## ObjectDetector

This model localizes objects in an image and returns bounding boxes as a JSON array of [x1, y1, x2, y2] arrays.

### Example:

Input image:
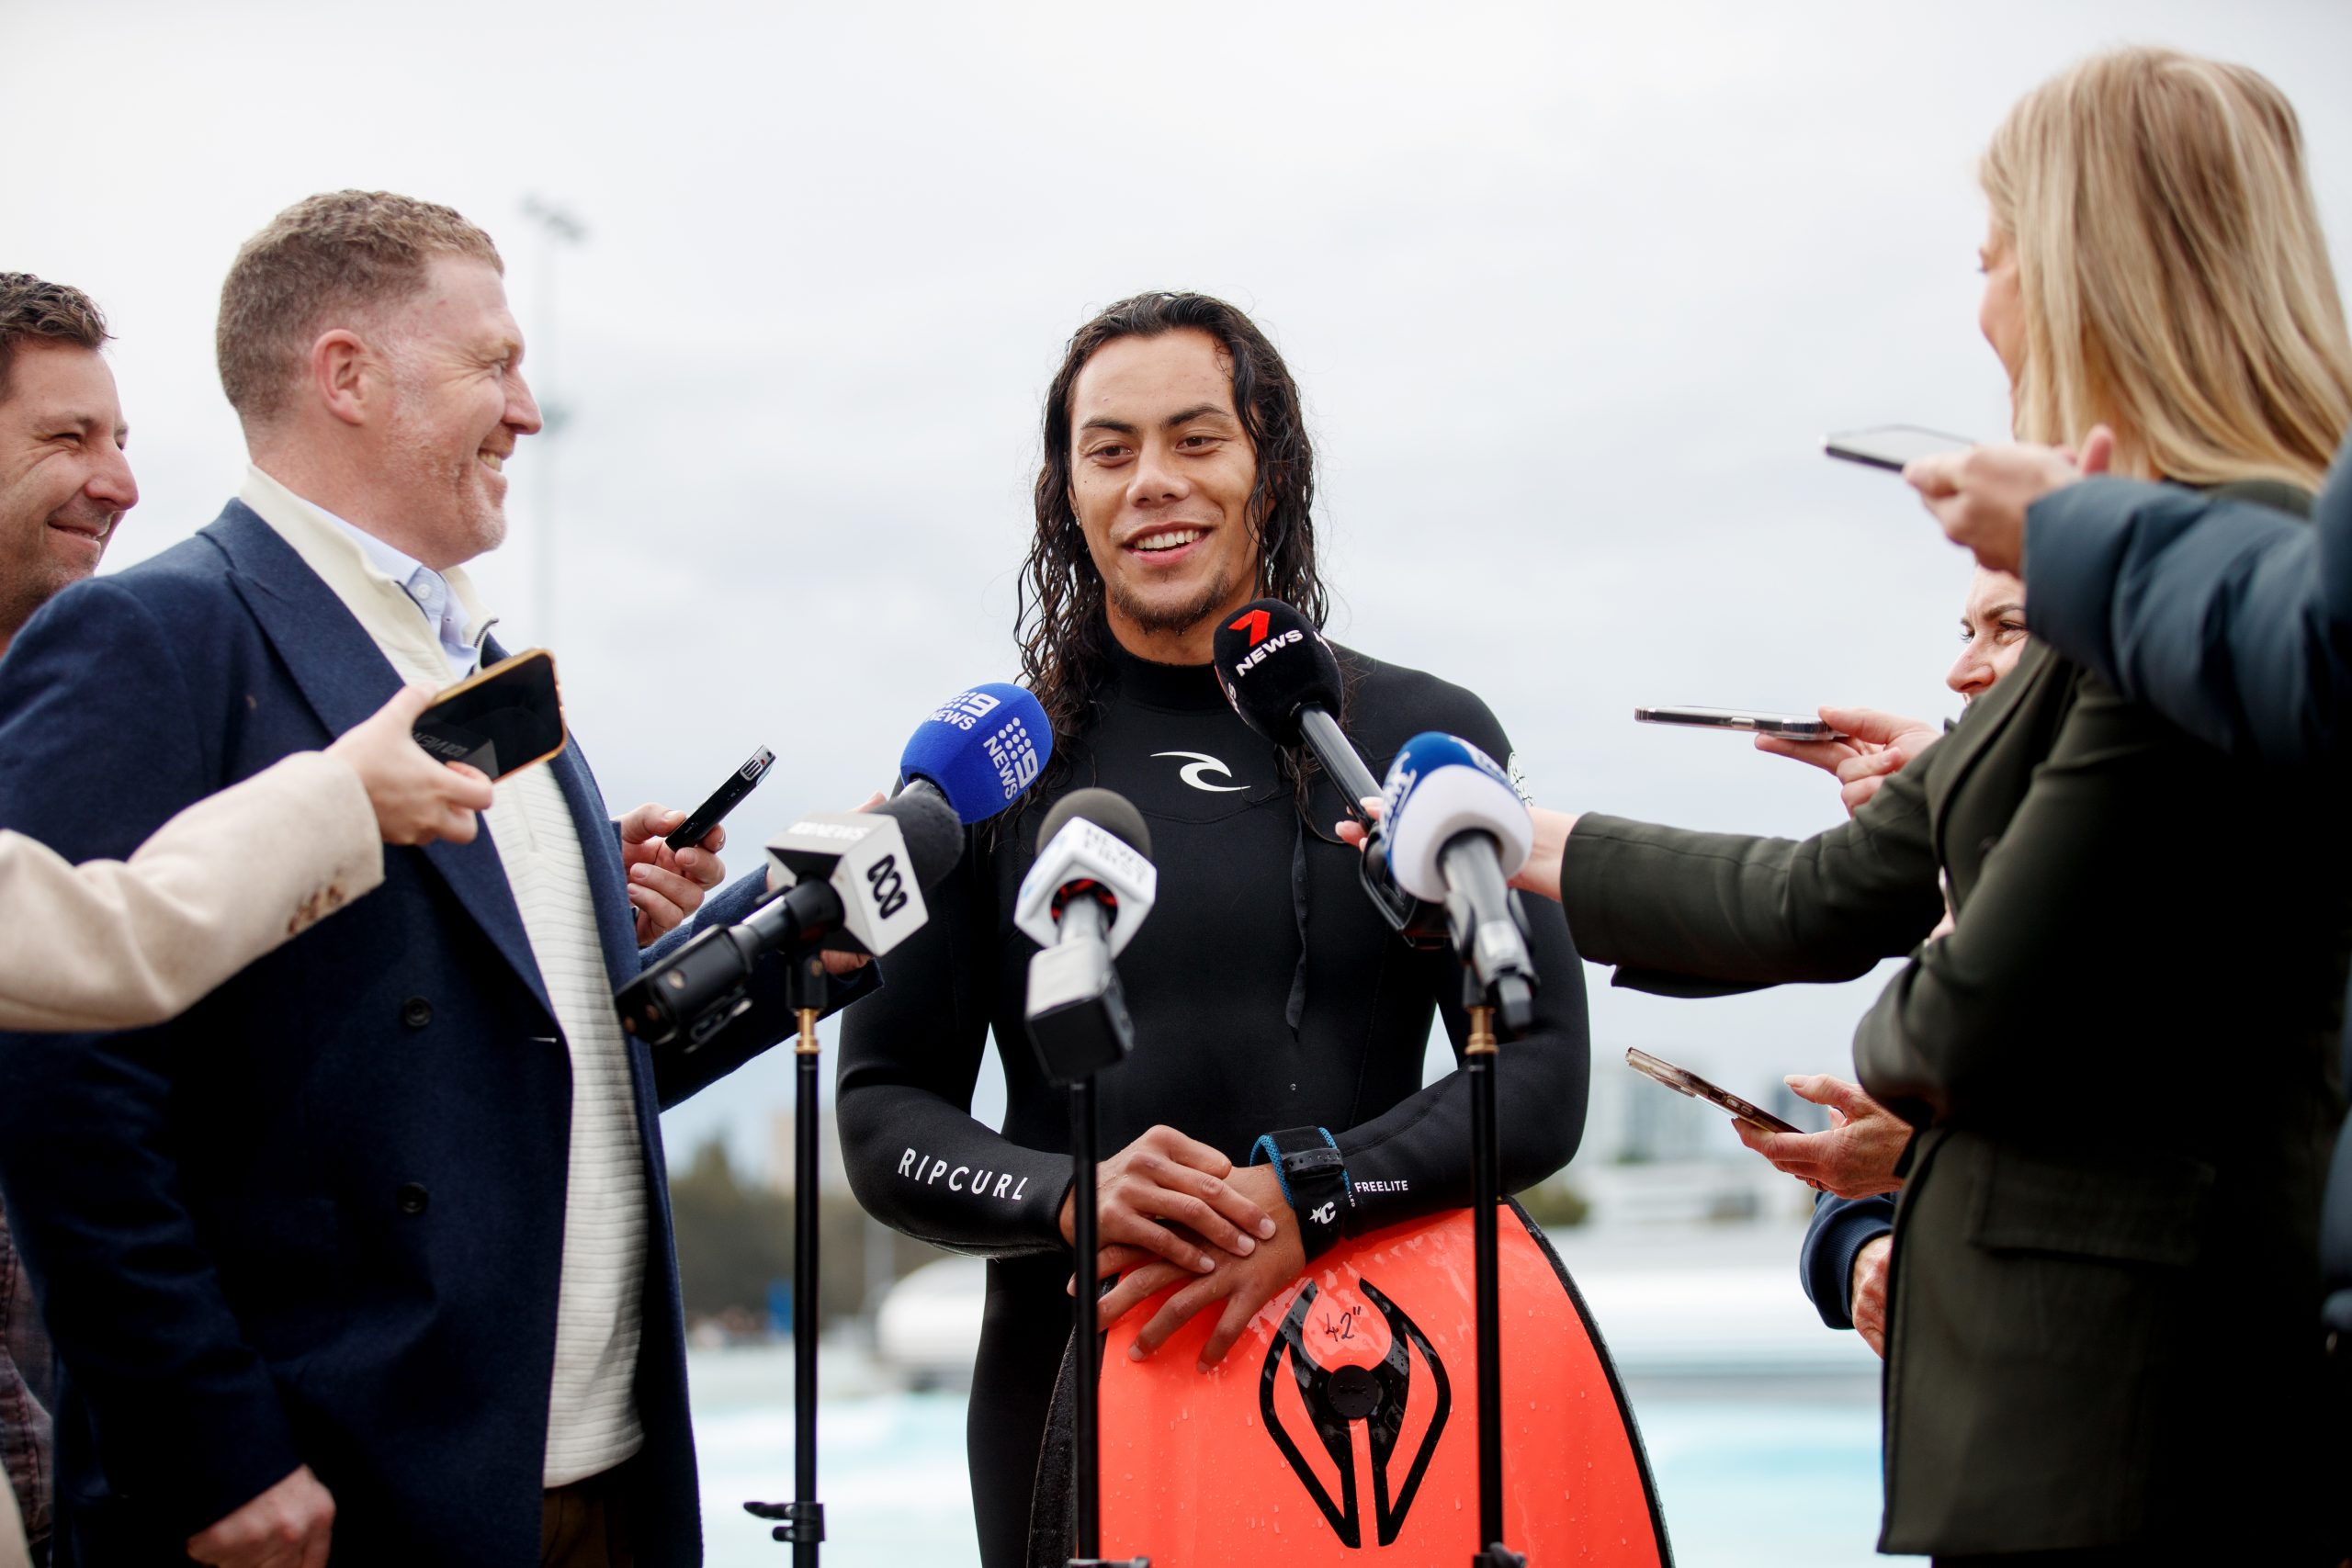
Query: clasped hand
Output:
[[1060, 1125, 1302, 1371]]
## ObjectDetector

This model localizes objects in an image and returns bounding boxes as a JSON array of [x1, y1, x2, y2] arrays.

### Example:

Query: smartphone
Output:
[[1625, 1048, 1801, 1134], [411, 649, 567, 780], [1634, 705, 1846, 741], [1824, 424, 1974, 472], [665, 745, 776, 851]]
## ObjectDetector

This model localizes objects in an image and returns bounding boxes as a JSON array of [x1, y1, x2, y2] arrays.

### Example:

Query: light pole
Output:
[[519, 197, 586, 645]]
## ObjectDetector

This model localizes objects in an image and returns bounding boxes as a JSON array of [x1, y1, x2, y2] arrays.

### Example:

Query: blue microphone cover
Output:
[[899, 682, 1054, 824]]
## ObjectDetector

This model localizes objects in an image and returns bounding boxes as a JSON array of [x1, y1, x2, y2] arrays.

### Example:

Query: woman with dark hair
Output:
[[837, 292, 1590, 1567]]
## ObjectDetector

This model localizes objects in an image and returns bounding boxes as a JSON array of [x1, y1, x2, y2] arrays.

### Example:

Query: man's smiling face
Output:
[[1067, 328, 1262, 661], [0, 340, 136, 646], [373, 254, 541, 570]]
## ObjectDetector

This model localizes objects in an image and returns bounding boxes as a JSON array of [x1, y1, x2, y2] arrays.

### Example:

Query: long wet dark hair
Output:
[[1018, 292, 1331, 805]]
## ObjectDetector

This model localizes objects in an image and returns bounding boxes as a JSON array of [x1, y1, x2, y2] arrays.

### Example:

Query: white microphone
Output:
[[1018, 789, 1158, 1083], [1380, 732, 1540, 1032]]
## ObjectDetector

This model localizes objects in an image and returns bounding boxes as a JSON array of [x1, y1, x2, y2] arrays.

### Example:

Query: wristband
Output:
[[1250, 1126, 1352, 1261]]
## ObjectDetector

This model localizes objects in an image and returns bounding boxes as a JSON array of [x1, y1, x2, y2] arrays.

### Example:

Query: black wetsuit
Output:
[[836, 637, 1590, 1568]]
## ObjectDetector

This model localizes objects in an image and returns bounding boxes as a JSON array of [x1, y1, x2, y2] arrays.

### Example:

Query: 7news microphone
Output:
[[1209, 596, 1433, 939], [615, 682, 1052, 1048]]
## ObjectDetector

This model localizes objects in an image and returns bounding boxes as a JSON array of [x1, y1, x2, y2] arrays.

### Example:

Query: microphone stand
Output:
[[746, 950, 833, 1563], [1464, 994, 1522, 1568], [1026, 894, 1150, 1568], [1434, 838, 1535, 1568]]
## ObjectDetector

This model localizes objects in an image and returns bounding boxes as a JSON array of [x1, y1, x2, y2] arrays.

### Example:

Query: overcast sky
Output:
[[13, 0, 2350, 1178]]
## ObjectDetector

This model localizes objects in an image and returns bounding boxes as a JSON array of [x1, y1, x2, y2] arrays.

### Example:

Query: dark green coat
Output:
[[1564, 592, 2347, 1555]]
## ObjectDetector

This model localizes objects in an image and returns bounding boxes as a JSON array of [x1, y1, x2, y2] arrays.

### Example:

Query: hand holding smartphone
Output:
[[665, 746, 775, 852]]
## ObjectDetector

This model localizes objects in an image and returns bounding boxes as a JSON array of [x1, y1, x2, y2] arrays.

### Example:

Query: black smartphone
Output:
[[666, 746, 775, 851], [1824, 424, 1974, 472], [412, 649, 567, 780], [1634, 705, 1846, 741], [1625, 1048, 1801, 1134]]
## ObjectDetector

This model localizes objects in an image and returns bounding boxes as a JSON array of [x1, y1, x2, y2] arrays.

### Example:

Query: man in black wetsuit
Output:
[[835, 291, 1591, 1567]]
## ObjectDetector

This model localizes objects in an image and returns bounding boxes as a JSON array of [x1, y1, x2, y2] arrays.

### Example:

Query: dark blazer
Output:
[[1561, 486, 2348, 1557], [2029, 450, 2352, 1347], [0, 501, 858, 1567]]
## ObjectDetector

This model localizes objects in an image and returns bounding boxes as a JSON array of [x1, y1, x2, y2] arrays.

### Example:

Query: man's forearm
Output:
[[2027, 476, 2347, 762], [837, 1085, 1072, 1257]]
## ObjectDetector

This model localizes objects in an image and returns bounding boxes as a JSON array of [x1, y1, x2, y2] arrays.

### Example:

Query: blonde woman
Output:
[[1498, 50, 2351, 1566]]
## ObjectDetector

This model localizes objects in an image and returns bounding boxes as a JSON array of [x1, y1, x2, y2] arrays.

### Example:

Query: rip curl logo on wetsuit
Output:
[[897, 1148, 1032, 1202], [1260, 1276, 1451, 1548], [1151, 750, 1250, 793]]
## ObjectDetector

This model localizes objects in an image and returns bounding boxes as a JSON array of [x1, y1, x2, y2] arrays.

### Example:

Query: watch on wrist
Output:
[[1250, 1126, 1354, 1260]]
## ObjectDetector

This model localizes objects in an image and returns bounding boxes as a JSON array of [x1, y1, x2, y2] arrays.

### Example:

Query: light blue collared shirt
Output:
[[317, 511, 489, 679]]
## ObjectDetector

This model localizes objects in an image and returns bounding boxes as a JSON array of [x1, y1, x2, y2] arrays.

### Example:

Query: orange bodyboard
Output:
[[1073, 1201, 1672, 1566]]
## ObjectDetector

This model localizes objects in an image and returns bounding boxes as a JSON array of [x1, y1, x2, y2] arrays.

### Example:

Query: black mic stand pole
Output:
[[747, 950, 833, 1563], [1464, 988, 1522, 1568], [1437, 840, 1534, 1568], [1027, 892, 1149, 1568]]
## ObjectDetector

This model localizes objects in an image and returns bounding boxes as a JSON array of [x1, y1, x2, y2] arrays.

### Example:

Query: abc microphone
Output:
[[1380, 731, 1541, 1034], [616, 682, 1054, 1049], [1016, 788, 1157, 1083]]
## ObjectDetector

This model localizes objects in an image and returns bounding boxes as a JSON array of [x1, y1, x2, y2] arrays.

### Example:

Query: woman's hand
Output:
[[1754, 707, 1939, 817], [1057, 1124, 1277, 1278], [327, 685, 496, 847], [1084, 1162, 1304, 1371], [1733, 1074, 1911, 1198]]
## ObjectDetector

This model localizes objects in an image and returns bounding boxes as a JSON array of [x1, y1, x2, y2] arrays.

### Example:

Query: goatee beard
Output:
[[1107, 567, 1238, 645]]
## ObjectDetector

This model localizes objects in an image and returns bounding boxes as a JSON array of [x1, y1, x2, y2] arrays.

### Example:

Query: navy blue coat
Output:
[[2027, 444, 2352, 1341], [0, 501, 857, 1566]]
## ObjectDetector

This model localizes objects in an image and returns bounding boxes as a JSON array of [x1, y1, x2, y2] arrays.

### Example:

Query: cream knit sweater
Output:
[[239, 468, 647, 1484]]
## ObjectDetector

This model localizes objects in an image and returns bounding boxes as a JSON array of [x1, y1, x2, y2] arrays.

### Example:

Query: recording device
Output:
[[1634, 705, 1846, 741], [411, 648, 567, 780], [1625, 1047, 1800, 1134], [666, 745, 775, 851], [1210, 597, 1439, 943], [1824, 423, 1974, 472], [1019, 789, 1157, 1082], [1380, 731, 1540, 1033], [615, 682, 1054, 1049]]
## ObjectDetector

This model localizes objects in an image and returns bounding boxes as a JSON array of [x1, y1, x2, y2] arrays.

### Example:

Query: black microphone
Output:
[[1210, 598, 1442, 943], [1017, 788, 1157, 1082], [616, 789, 963, 1049], [1210, 598, 1385, 811]]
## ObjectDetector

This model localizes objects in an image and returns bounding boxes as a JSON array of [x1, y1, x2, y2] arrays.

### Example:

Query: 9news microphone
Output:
[[616, 683, 1052, 1048], [1380, 731, 1541, 1034], [1015, 788, 1157, 1083]]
